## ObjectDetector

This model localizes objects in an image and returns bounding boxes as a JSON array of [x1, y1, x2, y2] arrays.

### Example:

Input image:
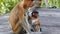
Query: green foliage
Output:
[[56, 0, 60, 8], [41, 0, 60, 8], [0, 0, 21, 15]]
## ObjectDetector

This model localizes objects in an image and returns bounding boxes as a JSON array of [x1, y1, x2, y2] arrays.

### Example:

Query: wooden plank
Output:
[[31, 32, 42, 34], [37, 8, 60, 11]]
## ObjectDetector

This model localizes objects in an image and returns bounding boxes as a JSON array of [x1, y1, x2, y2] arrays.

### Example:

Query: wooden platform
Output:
[[0, 8, 60, 34]]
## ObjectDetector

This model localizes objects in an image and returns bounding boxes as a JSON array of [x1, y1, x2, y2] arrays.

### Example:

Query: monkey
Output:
[[9, 0, 34, 34], [9, 0, 42, 34], [28, 10, 42, 32]]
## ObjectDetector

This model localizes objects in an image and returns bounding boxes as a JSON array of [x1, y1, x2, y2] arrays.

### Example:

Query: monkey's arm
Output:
[[9, 4, 20, 32], [9, 12, 19, 32]]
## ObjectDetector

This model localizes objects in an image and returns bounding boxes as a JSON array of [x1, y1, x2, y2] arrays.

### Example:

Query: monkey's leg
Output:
[[14, 23, 23, 34], [19, 13, 31, 34], [25, 13, 32, 34], [9, 12, 23, 34], [35, 25, 40, 32], [19, 19, 31, 34]]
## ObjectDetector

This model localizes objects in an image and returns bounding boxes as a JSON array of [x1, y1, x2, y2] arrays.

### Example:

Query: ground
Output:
[[0, 8, 60, 34]]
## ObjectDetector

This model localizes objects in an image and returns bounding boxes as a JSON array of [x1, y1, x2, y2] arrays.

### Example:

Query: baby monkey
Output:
[[29, 10, 42, 32]]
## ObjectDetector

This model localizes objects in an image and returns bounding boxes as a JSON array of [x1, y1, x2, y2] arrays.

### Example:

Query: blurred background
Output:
[[0, 0, 60, 15], [0, 0, 60, 34]]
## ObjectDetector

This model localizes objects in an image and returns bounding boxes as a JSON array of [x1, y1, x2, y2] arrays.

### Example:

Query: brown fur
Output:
[[29, 11, 41, 32], [9, 0, 34, 34]]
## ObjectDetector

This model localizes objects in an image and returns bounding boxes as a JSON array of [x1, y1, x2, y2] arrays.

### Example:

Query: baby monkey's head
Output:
[[31, 10, 39, 18]]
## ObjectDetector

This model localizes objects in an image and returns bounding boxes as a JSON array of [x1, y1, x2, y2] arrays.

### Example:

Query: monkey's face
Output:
[[32, 13, 38, 18], [24, 0, 34, 7], [31, 11, 38, 18], [24, 0, 42, 7], [27, 0, 34, 7]]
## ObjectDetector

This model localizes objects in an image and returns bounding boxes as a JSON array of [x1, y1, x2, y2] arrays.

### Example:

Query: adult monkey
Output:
[[9, 0, 34, 34]]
